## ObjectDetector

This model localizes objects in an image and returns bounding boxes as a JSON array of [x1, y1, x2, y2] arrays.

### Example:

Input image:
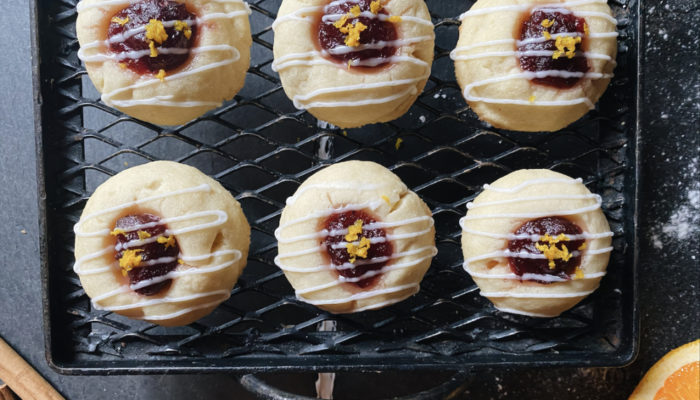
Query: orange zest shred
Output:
[[137, 230, 151, 240], [534, 233, 572, 269], [349, 5, 361, 17], [157, 234, 176, 248], [370, 0, 382, 14], [541, 18, 554, 28], [110, 228, 126, 236], [145, 19, 168, 44], [388, 15, 402, 23], [149, 40, 159, 57], [156, 69, 166, 82], [118, 62, 128, 69], [343, 21, 367, 47], [119, 249, 143, 275], [552, 35, 582, 59], [543, 30, 552, 40], [381, 195, 391, 206], [583, 22, 590, 35], [574, 267, 585, 280], [346, 237, 371, 263], [578, 242, 587, 250], [333, 14, 349, 29], [528, 95, 536, 103], [145, 19, 168, 58], [344, 219, 371, 263], [111, 16, 129, 26], [344, 220, 363, 242], [177, 258, 185, 264], [173, 20, 192, 39], [395, 137, 403, 150]]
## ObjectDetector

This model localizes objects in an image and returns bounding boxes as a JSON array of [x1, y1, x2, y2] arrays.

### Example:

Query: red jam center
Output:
[[518, 8, 589, 88], [507, 216, 584, 282], [322, 210, 393, 288], [317, 0, 398, 67], [113, 213, 179, 296], [108, 0, 197, 74]]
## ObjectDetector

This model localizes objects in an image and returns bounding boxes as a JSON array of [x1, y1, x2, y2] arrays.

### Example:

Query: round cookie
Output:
[[460, 169, 612, 317], [74, 161, 250, 326], [76, 0, 252, 125], [451, 0, 618, 132], [275, 161, 436, 313], [272, 0, 434, 128]]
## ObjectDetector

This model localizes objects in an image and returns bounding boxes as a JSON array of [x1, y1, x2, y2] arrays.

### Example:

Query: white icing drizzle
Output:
[[322, 11, 434, 27], [479, 288, 598, 298], [452, 0, 618, 108], [460, 226, 613, 241], [74, 183, 241, 321], [271, 5, 323, 30], [285, 182, 398, 206], [271, 51, 429, 71], [91, 289, 232, 321], [298, 283, 419, 306], [276, 183, 436, 309], [77, 1, 251, 109], [460, 176, 614, 298], [129, 249, 242, 290], [104, 54, 241, 108], [77, 0, 249, 12], [482, 177, 581, 193], [271, 0, 434, 111], [461, 71, 614, 109], [464, 265, 606, 282], [74, 184, 212, 237], [462, 195, 603, 220], [458, 0, 613, 19], [277, 246, 436, 273], [466, 193, 599, 209], [463, 247, 614, 265], [451, 49, 614, 63], [326, 35, 433, 55]]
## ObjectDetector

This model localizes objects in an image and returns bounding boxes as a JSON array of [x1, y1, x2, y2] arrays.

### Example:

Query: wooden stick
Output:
[[0, 337, 64, 400], [0, 384, 17, 400]]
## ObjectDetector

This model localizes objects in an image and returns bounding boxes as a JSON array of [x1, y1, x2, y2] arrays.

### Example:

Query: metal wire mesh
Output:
[[40, 0, 638, 372]]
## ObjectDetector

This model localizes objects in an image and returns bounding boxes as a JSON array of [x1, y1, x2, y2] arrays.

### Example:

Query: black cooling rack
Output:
[[35, 0, 639, 373]]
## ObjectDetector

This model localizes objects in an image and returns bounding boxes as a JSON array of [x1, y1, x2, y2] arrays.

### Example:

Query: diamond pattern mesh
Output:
[[39, 0, 638, 372]]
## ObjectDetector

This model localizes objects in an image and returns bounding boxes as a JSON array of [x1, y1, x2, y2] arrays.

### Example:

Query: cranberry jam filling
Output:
[[507, 216, 585, 282], [113, 213, 179, 296], [518, 8, 589, 88], [317, 0, 398, 67], [108, 0, 197, 74], [322, 209, 393, 288]]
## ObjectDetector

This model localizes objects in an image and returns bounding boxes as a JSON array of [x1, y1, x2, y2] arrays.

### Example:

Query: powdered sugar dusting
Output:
[[653, 156, 700, 249]]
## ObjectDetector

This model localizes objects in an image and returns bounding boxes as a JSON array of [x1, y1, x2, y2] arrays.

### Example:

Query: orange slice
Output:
[[630, 339, 699, 400]]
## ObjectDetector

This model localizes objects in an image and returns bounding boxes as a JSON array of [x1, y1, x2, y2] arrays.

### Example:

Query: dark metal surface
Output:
[[239, 370, 472, 400], [37, 0, 639, 374]]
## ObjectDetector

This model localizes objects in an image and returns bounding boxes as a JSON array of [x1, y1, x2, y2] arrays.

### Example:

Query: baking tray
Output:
[[34, 0, 639, 374]]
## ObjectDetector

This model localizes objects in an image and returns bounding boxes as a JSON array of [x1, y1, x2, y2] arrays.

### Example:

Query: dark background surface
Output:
[[1, 0, 698, 399]]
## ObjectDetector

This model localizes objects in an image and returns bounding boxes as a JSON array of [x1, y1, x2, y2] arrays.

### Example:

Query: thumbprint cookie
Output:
[[460, 169, 613, 317], [73, 161, 250, 326], [76, 0, 252, 125], [272, 0, 435, 128], [451, 0, 618, 131], [275, 161, 437, 313]]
